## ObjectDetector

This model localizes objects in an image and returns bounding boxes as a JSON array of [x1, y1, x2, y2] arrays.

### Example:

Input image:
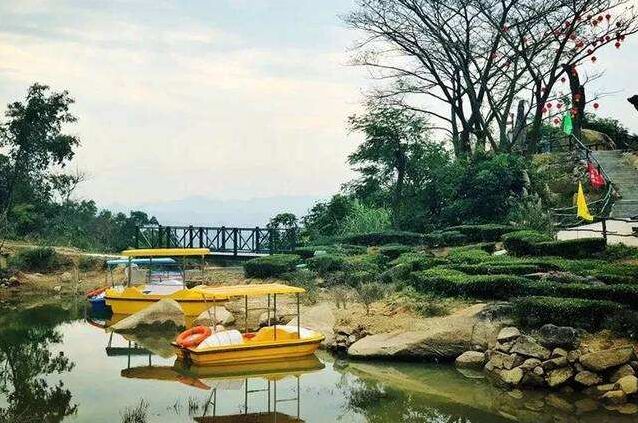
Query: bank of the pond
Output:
[[4, 296, 638, 422]]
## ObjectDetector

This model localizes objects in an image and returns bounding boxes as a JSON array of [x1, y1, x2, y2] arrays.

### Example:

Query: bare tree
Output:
[[346, 0, 638, 156]]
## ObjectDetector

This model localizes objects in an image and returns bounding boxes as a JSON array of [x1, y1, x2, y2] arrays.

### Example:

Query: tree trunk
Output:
[[512, 100, 527, 152], [562, 64, 585, 141]]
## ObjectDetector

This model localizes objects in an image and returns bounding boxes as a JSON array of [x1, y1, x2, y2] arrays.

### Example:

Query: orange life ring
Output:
[[176, 326, 212, 348], [86, 287, 106, 298]]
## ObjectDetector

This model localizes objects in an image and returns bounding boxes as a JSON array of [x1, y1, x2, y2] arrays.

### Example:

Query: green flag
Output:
[[562, 113, 573, 135]]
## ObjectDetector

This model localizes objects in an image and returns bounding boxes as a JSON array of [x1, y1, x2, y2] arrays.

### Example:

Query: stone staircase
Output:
[[592, 150, 638, 218]]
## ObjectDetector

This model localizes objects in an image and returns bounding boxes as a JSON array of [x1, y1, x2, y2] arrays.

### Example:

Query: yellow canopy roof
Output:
[[121, 248, 210, 257], [193, 283, 304, 298]]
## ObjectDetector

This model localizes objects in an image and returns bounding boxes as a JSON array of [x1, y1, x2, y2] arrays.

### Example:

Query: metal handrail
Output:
[[549, 135, 615, 228]]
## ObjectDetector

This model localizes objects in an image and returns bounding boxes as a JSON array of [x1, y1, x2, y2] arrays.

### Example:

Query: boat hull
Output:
[[104, 286, 226, 316], [105, 297, 219, 316], [173, 337, 324, 366]]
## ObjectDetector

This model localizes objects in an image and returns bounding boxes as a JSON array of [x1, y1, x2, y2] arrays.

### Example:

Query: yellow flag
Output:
[[576, 182, 594, 222]]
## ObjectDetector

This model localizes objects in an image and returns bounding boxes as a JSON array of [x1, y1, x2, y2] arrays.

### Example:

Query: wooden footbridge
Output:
[[135, 225, 298, 257]]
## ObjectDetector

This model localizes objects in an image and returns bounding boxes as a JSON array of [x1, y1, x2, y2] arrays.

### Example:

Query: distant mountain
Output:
[[107, 195, 323, 227]]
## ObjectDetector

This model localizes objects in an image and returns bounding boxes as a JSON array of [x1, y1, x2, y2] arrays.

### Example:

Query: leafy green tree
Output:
[[0, 84, 80, 247], [347, 102, 432, 226], [583, 114, 638, 150], [267, 213, 298, 230], [301, 194, 355, 242]]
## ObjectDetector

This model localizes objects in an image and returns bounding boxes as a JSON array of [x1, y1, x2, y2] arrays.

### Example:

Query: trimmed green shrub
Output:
[[502, 230, 552, 256], [379, 263, 412, 284], [343, 253, 385, 273], [422, 230, 467, 247], [447, 248, 492, 264], [532, 238, 607, 258], [446, 263, 543, 276], [340, 231, 426, 246], [306, 254, 346, 275], [450, 242, 498, 254], [378, 244, 414, 260], [389, 252, 444, 271], [410, 271, 529, 299], [9, 247, 69, 273], [294, 246, 334, 259], [525, 281, 638, 309], [448, 224, 517, 242], [243, 254, 301, 278], [512, 296, 633, 332]]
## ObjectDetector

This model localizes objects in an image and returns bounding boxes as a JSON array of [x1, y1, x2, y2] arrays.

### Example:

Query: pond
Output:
[[0, 296, 636, 422]]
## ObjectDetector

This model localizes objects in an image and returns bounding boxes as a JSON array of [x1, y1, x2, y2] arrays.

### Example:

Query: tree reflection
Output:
[[0, 303, 79, 422]]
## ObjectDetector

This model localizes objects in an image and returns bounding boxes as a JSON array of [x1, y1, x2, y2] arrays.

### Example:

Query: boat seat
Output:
[[196, 330, 244, 350], [142, 284, 183, 295], [249, 325, 315, 342]]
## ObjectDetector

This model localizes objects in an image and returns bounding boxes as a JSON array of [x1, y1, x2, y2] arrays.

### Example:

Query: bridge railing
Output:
[[135, 225, 298, 255]]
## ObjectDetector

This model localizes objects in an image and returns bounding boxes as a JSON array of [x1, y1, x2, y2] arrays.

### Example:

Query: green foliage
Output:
[[301, 194, 355, 241], [422, 230, 467, 247], [389, 252, 443, 270], [601, 244, 638, 261], [243, 254, 301, 279], [446, 224, 517, 242], [267, 213, 298, 230], [506, 195, 555, 235], [306, 254, 346, 275], [447, 248, 493, 264], [504, 230, 607, 258], [378, 244, 414, 260], [410, 271, 529, 299], [512, 296, 635, 332], [583, 114, 638, 151], [341, 230, 426, 246], [9, 247, 69, 273], [502, 230, 553, 255], [339, 201, 391, 235], [445, 263, 543, 276]]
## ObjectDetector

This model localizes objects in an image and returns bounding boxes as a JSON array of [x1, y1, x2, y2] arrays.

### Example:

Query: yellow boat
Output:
[[173, 283, 325, 366], [104, 248, 226, 316]]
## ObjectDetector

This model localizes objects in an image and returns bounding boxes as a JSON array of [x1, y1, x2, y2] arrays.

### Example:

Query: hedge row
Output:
[[512, 296, 636, 333], [306, 253, 383, 276], [503, 230, 606, 258], [340, 231, 426, 246], [9, 247, 71, 273], [447, 224, 517, 242], [409, 271, 638, 308], [244, 254, 301, 278], [293, 244, 367, 259], [445, 263, 543, 276]]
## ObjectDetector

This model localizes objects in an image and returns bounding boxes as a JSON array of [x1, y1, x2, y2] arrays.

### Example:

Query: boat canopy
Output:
[[121, 248, 210, 257], [195, 283, 305, 299], [106, 258, 177, 266]]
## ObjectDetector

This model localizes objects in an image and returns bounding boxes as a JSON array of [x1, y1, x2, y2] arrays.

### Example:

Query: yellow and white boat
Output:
[[104, 248, 226, 316], [173, 283, 325, 366]]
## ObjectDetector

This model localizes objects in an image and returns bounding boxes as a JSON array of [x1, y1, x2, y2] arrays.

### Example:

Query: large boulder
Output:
[[510, 335, 550, 360], [580, 346, 635, 372], [108, 299, 185, 333], [574, 371, 603, 387], [497, 327, 520, 343], [287, 302, 336, 347], [537, 324, 580, 349], [193, 306, 235, 327], [455, 351, 486, 369]]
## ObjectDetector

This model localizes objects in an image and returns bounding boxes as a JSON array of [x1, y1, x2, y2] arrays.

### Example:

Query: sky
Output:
[[1, 0, 637, 212], [0, 0, 365, 208]]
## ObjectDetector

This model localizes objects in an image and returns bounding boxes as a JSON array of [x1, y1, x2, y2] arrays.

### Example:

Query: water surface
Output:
[[0, 296, 636, 422]]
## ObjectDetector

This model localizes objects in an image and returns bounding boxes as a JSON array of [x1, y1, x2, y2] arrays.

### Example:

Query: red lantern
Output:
[[606, 14, 611, 20], [574, 93, 581, 101], [561, 77, 566, 83], [570, 34, 577, 40], [606, 35, 611, 41], [594, 102, 600, 109], [542, 107, 547, 114], [547, 102, 553, 109], [553, 118, 560, 124], [557, 103, 563, 109], [615, 41, 621, 48], [617, 22, 622, 28], [592, 20, 598, 26], [591, 56, 597, 63], [597, 15, 604, 22]]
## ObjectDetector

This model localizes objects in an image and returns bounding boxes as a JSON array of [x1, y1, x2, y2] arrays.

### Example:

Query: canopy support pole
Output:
[[274, 293, 277, 340], [127, 257, 132, 286], [296, 293, 300, 338], [244, 295, 248, 334]]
